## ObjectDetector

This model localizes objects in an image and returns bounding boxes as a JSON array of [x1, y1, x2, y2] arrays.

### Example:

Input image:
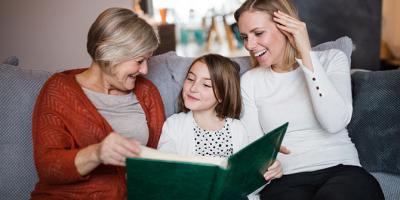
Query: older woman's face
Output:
[[108, 54, 151, 92], [238, 11, 287, 68]]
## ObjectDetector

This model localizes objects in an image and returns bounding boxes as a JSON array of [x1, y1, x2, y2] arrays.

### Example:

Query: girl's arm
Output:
[[230, 119, 249, 153], [157, 117, 179, 154]]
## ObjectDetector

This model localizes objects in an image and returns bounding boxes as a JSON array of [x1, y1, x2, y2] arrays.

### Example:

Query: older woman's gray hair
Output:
[[87, 7, 159, 73]]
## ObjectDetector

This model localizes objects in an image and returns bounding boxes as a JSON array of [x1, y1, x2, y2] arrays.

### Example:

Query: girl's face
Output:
[[182, 61, 219, 114], [238, 11, 287, 68], [105, 54, 151, 94]]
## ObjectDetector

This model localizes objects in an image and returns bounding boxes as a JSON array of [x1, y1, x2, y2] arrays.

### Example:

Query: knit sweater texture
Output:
[[31, 69, 165, 199]]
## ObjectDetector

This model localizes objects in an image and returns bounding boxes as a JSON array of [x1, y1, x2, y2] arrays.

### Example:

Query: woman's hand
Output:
[[96, 132, 142, 166], [273, 10, 313, 70], [279, 146, 290, 154], [263, 146, 289, 181], [263, 160, 283, 181], [75, 132, 141, 176]]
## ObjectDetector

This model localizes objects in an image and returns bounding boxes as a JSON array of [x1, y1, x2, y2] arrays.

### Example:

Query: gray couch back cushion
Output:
[[0, 64, 51, 200], [348, 70, 400, 174]]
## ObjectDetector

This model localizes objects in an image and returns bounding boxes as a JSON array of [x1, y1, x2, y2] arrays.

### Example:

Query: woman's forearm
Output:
[[74, 144, 101, 176]]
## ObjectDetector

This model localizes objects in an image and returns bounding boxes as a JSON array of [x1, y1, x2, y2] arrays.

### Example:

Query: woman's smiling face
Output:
[[238, 10, 287, 68], [107, 54, 151, 93]]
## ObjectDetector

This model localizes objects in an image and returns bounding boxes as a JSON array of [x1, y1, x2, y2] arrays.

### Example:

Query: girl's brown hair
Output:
[[178, 54, 242, 119], [234, 0, 299, 69]]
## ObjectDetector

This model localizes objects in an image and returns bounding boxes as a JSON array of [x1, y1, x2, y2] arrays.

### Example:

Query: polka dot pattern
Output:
[[194, 119, 233, 158]]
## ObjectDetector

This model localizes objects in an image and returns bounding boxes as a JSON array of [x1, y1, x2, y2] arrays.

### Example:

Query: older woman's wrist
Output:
[[90, 143, 103, 164], [75, 144, 102, 176]]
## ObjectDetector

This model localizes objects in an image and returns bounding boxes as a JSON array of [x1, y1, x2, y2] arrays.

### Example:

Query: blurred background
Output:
[[0, 0, 399, 71]]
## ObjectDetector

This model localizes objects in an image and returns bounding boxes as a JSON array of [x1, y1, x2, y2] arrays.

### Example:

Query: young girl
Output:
[[158, 54, 246, 157], [157, 54, 282, 200]]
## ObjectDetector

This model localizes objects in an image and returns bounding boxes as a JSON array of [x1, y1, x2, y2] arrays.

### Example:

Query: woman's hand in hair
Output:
[[273, 10, 313, 71]]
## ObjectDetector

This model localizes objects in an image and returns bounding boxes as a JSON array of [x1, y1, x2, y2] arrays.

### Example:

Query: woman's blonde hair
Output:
[[87, 7, 159, 73], [234, 0, 299, 69]]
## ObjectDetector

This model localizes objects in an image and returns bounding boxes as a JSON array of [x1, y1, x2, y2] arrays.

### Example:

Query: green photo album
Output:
[[126, 122, 288, 200]]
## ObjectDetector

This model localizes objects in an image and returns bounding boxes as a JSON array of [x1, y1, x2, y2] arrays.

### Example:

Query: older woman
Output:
[[30, 8, 164, 199], [235, 0, 384, 200]]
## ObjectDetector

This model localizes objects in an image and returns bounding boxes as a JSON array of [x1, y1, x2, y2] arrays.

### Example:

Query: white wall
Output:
[[0, 0, 133, 71]]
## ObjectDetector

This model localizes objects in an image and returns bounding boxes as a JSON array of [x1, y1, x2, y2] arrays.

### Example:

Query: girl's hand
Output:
[[96, 132, 141, 166], [273, 10, 313, 70], [263, 160, 283, 181]]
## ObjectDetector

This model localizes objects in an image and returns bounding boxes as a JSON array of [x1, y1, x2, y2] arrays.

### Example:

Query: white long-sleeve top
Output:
[[241, 49, 360, 175], [158, 111, 248, 156]]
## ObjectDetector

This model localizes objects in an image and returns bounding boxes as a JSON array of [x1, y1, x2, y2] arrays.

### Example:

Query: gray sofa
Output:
[[1, 38, 399, 200]]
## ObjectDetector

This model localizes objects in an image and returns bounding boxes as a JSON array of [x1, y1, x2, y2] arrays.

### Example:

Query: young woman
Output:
[[235, 0, 384, 199]]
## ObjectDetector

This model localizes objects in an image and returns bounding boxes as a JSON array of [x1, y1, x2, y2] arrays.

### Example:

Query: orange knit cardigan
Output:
[[31, 69, 165, 199]]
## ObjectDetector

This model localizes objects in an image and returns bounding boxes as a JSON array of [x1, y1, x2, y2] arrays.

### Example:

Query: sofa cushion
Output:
[[371, 172, 400, 200], [147, 36, 353, 118], [0, 64, 52, 200], [2, 56, 19, 66], [348, 70, 400, 174], [312, 36, 353, 64], [146, 52, 183, 119]]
